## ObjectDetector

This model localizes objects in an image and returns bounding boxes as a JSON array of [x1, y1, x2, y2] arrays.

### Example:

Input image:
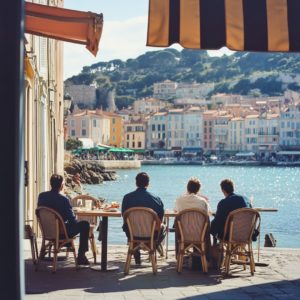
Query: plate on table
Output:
[[103, 207, 118, 212]]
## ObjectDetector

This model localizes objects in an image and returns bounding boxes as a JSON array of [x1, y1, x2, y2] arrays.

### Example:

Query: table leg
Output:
[[90, 216, 119, 272], [166, 217, 169, 259]]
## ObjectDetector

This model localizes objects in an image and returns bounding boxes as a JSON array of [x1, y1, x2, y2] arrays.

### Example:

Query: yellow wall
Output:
[[109, 115, 123, 147]]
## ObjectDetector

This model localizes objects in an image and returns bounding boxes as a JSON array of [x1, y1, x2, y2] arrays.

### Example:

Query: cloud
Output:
[[64, 15, 158, 79]]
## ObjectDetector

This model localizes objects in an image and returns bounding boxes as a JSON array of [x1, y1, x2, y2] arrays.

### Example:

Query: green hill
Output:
[[65, 49, 300, 109]]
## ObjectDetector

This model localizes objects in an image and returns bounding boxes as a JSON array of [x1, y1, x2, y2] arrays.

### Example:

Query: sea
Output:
[[84, 165, 300, 248]]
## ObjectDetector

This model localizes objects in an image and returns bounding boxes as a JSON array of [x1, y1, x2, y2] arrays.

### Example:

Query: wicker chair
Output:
[[220, 208, 261, 276], [35, 206, 78, 273], [123, 207, 161, 275], [71, 194, 99, 263], [175, 208, 209, 274]]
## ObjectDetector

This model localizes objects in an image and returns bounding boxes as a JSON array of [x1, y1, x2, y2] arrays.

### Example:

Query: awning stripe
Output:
[[225, 0, 244, 51], [25, 2, 103, 56], [243, 0, 268, 51], [147, 0, 170, 46], [287, 0, 300, 51], [180, 0, 201, 48], [200, 0, 226, 49], [169, 0, 180, 45], [147, 0, 300, 52], [267, 0, 289, 52]]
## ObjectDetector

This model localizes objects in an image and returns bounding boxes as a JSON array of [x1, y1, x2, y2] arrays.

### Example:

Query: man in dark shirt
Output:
[[122, 172, 165, 264], [38, 174, 90, 265], [211, 179, 251, 241]]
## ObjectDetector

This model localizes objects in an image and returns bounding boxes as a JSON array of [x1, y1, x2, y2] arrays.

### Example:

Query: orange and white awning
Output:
[[25, 2, 103, 56], [147, 0, 300, 52]]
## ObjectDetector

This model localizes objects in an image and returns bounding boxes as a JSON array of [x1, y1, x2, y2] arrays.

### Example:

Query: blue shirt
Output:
[[210, 192, 251, 239], [121, 187, 164, 220], [38, 190, 77, 225]]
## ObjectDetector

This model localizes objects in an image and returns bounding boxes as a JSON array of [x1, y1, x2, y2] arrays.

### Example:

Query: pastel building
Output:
[[227, 118, 245, 151], [124, 120, 146, 150], [214, 113, 232, 152], [245, 115, 259, 152], [153, 80, 177, 100], [202, 111, 218, 152], [183, 107, 203, 148], [133, 97, 166, 114], [103, 112, 124, 147], [147, 112, 167, 149], [166, 109, 185, 149], [280, 104, 300, 149], [67, 110, 110, 146]]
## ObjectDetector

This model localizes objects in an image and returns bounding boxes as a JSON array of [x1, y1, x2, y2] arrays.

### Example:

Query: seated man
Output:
[[121, 172, 165, 264], [38, 174, 90, 265], [211, 178, 251, 241], [174, 177, 211, 214], [174, 177, 211, 268]]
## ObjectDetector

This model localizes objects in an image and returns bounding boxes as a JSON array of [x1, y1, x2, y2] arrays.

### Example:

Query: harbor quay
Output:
[[25, 242, 300, 300]]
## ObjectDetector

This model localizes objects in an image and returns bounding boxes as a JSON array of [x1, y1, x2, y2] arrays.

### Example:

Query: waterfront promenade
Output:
[[25, 243, 300, 300]]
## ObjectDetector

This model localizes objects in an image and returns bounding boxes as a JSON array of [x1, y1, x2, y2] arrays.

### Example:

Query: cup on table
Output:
[[85, 200, 93, 210]]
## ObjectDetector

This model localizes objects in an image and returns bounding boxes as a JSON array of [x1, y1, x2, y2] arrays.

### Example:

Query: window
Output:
[[158, 124, 161, 131], [132, 142, 135, 148], [70, 120, 75, 127], [127, 134, 129, 140], [133, 134, 135, 139], [71, 129, 75, 136], [112, 128, 116, 132], [162, 124, 165, 131], [81, 119, 87, 128], [81, 129, 86, 136], [93, 119, 97, 127], [112, 136, 116, 141], [127, 142, 129, 148], [112, 118, 116, 124], [138, 141, 142, 148]]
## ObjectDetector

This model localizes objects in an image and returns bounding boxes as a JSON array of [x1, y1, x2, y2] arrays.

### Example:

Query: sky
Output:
[[64, 0, 233, 79]]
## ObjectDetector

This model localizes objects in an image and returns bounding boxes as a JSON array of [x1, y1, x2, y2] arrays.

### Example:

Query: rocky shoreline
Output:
[[64, 159, 117, 197]]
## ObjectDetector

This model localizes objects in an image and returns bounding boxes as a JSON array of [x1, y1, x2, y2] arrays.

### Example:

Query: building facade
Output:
[[124, 120, 146, 150], [133, 97, 166, 114]]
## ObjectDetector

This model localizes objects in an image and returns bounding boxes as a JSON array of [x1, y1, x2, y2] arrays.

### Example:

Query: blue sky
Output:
[[63, 0, 232, 79]]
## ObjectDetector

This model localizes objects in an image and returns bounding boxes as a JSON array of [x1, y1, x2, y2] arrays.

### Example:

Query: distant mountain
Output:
[[65, 49, 300, 109]]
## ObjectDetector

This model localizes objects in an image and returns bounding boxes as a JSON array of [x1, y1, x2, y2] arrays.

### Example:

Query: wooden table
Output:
[[75, 209, 121, 271]]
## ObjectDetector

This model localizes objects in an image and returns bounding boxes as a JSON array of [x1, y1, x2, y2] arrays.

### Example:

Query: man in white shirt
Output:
[[174, 177, 211, 214]]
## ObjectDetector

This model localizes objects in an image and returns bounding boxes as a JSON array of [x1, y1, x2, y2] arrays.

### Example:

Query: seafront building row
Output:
[[66, 99, 300, 159]]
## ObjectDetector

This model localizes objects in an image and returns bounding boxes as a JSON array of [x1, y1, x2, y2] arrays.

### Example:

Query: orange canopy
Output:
[[25, 2, 103, 56]]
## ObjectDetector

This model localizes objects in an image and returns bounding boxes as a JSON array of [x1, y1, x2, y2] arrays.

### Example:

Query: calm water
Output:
[[84, 165, 300, 248]]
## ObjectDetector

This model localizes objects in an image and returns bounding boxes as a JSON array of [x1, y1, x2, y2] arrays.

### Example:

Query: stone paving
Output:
[[24, 243, 300, 300]]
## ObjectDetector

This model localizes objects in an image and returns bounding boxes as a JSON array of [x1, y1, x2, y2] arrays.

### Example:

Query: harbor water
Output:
[[84, 165, 300, 248]]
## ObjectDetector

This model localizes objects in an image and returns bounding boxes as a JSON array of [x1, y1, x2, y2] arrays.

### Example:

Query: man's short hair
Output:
[[50, 174, 63, 191], [136, 172, 150, 188], [187, 177, 201, 194], [220, 179, 234, 194]]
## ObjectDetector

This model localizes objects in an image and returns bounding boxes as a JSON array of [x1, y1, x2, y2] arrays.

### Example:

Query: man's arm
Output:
[[210, 201, 225, 237], [63, 197, 77, 224]]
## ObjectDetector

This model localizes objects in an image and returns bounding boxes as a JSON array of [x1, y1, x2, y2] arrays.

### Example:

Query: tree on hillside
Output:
[[66, 138, 82, 150]]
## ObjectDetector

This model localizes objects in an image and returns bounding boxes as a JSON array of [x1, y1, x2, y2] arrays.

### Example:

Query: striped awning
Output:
[[147, 0, 300, 52]]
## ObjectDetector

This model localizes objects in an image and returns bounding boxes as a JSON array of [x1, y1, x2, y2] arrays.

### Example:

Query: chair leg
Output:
[[225, 245, 231, 275], [72, 242, 78, 270], [200, 253, 208, 274], [249, 243, 255, 276], [90, 235, 97, 264], [52, 249, 58, 273], [124, 249, 132, 275], [150, 252, 157, 275], [177, 253, 183, 273]]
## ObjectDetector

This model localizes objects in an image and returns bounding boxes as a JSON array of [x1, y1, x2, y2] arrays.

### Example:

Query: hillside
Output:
[[65, 49, 300, 109]]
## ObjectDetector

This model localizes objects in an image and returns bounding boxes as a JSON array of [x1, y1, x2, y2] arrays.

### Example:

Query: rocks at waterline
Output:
[[64, 159, 117, 195]]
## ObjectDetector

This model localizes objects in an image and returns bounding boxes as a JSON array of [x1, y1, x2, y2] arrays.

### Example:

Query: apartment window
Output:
[[132, 142, 135, 148], [133, 134, 135, 139], [204, 142, 207, 148], [127, 126, 132, 132], [112, 128, 116, 132], [112, 136, 116, 141], [93, 119, 97, 127], [127, 142, 129, 148], [81, 129, 86, 136], [70, 120, 75, 127], [138, 141, 142, 148], [81, 119, 87, 128], [158, 124, 161, 131], [112, 118, 116, 124], [162, 124, 165, 131], [127, 134, 129, 140], [71, 129, 75, 136], [162, 133, 165, 139]]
